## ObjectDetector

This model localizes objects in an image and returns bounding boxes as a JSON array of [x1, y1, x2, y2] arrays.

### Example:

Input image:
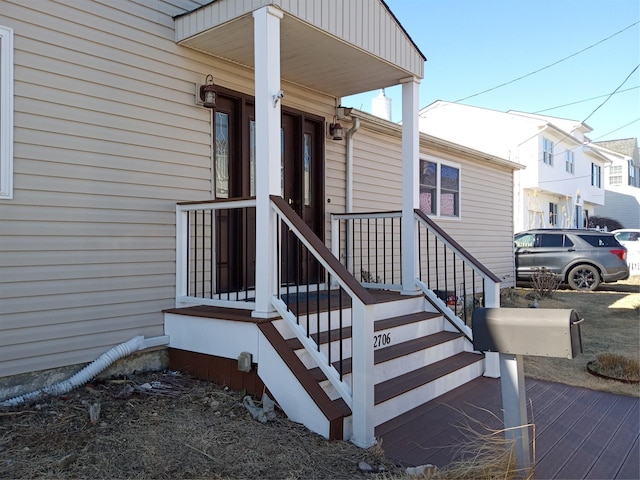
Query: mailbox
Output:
[[472, 308, 583, 359]]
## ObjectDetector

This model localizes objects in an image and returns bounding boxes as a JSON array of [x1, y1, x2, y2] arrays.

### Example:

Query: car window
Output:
[[579, 235, 618, 247], [616, 232, 640, 242], [538, 234, 573, 247], [514, 233, 535, 248]]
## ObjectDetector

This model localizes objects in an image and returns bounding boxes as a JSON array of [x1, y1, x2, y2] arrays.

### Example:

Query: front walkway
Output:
[[378, 377, 639, 479]]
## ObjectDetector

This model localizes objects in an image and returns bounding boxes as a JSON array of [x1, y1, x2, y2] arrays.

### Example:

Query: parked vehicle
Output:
[[514, 229, 629, 291], [611, 229, 640, 246]]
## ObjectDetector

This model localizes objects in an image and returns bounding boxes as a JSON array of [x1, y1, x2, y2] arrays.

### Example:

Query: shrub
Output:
[[530, 267, 560, 298], [587, 216, 624, 232]]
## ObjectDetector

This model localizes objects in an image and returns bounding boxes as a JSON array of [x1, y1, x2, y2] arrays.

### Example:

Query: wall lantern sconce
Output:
[[329, 120, 343, 141], [199, 74, 216, 108]]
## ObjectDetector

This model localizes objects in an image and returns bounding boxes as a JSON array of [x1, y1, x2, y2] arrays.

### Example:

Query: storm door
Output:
[[213, 90, 324, 293]]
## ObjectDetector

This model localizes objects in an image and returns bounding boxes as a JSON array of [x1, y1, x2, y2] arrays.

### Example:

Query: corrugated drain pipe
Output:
[[0, 335, 169, 407]]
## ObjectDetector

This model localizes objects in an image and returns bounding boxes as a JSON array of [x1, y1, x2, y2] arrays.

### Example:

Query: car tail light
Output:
[[610, 249, 626, 262]]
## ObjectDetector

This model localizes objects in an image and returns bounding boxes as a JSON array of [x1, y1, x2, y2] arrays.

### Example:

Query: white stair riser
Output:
[[374, 317, 444, 347], [371, 296, 426, 320], [296, 340, 353, 370], [272, 311, 353, 339], [374, 360, 485, 426], [374, 338, 466, 383]]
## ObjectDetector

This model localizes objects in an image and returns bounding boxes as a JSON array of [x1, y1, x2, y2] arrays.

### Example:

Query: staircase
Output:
[[256, 289, 484, 441]]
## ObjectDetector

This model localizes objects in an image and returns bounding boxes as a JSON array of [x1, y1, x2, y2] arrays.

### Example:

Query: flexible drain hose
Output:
[[0, 335, 148, 407]]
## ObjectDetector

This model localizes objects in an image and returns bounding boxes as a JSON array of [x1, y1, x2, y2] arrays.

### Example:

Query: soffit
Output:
[[175, 0, 425, 98]]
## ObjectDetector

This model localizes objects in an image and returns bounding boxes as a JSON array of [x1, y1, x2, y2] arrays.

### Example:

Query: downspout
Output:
[[346, 116, 360, 213], [0, 335, 169, 407], [345, 117, 360, 273]]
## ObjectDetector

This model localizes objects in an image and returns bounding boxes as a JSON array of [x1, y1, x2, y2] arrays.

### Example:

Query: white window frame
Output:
[[609, 165, 623, 186], [0, 25, 14, 200], [419, 156, 461, 219], [542, 137, 554, 166], [565, 150, 574, 174]]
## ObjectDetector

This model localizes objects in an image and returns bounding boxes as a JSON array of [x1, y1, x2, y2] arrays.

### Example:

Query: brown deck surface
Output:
[[377, 377, 639, 479]]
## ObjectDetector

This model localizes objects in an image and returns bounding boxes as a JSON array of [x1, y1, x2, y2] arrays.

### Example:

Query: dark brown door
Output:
[[213, 90, 324, 290], [281, 112, 324, 284]]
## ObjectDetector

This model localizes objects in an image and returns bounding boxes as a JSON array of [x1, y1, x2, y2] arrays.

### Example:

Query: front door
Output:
[[213, 89, 324, 291], [280, 112, 324, 284]]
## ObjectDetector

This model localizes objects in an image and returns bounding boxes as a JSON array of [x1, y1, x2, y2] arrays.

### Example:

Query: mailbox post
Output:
[[472, 308, 583, 471]]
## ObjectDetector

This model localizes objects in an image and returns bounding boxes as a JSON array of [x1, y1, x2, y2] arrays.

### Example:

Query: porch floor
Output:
[[377, 376, 639, 479]]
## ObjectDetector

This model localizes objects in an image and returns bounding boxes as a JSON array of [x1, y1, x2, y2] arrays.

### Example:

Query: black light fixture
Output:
[[199, 74, 216, 108], [329, 120, 344, 141]]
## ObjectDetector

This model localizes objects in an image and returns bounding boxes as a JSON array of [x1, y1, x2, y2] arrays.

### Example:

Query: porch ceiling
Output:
[[175, 2, 425, 98]]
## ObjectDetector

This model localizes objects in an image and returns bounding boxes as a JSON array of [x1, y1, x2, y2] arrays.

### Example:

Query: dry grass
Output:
[[505, 276, 640, 397], [588, 353, 640, 383], [1, 278, 638, 479]]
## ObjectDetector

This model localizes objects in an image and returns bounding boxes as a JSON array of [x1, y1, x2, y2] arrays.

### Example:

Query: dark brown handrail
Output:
[[270, 195, 376, 305]]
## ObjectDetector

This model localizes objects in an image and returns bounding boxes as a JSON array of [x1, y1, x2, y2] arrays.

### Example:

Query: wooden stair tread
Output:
[[308, 331, 464, 381], [374, 311, 441, 331], [374, 351, 483, 405], [257, 321, 352, 439], [374, 331, 462, 364]]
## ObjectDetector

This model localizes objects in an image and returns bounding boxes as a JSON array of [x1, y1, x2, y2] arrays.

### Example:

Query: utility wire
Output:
[[452, 21, 639, 104], [582, 64, 639, 124], [591, 117, 640, 141], [533, 86, 639, 114]]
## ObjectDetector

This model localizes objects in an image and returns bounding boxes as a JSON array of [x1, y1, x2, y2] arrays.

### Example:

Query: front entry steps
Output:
[[257, 291, 484, 441]]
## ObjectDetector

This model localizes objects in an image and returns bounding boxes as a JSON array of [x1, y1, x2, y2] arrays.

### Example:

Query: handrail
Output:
[[269, 196, 378, 418], [270, 195, 375, 305]]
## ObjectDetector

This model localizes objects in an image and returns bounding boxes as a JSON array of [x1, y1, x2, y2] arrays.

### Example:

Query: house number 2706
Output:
[[373, 333, 391, 348]]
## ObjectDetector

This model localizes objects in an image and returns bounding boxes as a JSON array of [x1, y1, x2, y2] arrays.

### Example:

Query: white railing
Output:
[[270, 195, 377, 448], [175, 198, 257, 309]]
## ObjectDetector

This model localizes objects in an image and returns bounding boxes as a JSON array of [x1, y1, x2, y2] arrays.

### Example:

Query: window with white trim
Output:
[[419, 158, 460, 218], [591, 163, 601, 188], [0, 25, 14, 199], [565, 151, 574, 174], [542, 137, 554, 165], [609, 165, 622, 186]]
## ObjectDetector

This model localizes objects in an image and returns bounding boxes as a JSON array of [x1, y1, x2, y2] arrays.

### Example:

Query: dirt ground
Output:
[[1, 278, 638, 479]]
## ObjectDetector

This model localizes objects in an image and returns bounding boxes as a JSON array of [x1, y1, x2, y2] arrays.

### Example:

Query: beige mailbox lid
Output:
[[472, 308, 583, 359]]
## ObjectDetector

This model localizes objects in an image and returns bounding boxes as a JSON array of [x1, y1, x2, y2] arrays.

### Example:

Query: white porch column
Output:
[[483, 282, 501, 378], [253, 6, 283, 318], [401, 77, 420, 294]]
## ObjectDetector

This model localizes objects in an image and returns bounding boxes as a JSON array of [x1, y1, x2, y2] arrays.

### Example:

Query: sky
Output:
[[344, 0, 640, 142]]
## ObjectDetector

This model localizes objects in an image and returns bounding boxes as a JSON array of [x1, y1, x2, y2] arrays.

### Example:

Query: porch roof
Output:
[[174, 0, 425, 98]]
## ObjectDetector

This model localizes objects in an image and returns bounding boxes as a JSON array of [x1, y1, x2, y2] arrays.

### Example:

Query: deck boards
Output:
[[378, 377, 640, 479]]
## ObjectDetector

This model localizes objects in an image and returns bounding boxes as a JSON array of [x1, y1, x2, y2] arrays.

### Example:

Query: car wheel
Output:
[[567, 264, 600, 291]]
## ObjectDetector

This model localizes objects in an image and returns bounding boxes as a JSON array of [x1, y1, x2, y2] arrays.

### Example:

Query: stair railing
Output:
[[175, 198, 257, 309], [330, 211, 402, 290], [414, 209, 501, 338], [270, 195, 377, 448]]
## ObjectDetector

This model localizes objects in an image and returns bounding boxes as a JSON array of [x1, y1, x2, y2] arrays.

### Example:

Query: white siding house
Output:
[[418, 102, 611, 233], [592, 138, 640, 229]]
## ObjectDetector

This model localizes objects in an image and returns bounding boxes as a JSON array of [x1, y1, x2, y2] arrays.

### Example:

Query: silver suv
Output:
[[514, 229, 629, 291]]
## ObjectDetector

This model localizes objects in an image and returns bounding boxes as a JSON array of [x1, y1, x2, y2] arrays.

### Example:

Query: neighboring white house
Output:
[[591, 138, 640, 229], [418, 101, 611, 233]]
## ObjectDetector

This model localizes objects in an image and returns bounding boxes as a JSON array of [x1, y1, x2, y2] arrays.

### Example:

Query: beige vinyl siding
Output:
[[0, 0, 350, 379], [1, 0, 213, 377]]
